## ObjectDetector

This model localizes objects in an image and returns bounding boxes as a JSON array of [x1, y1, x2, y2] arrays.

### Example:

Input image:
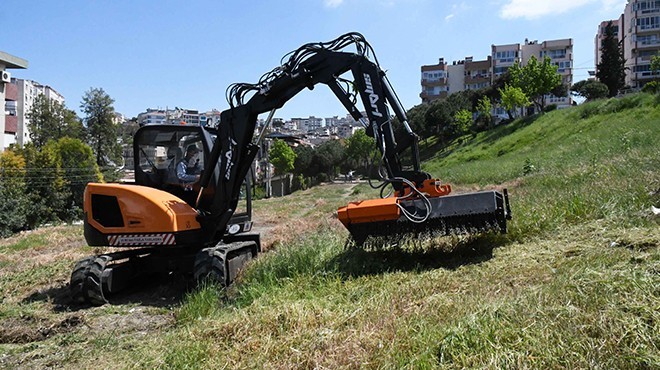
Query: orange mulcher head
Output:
[[337, 181, 511, 247]]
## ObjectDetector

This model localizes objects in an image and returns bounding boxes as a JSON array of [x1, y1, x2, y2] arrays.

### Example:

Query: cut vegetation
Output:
[[0, 93, 658, 368]]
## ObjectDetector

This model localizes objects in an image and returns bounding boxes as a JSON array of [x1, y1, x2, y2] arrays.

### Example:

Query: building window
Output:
[[542, 49, 567, 59], [554, 60, 572, 72], [494, 50, 517, 63], [633, 1, 660, 14], [422, 71, 447, 81], [637, 16, 660, 30], [494, 66, 509, 74], [635, 34, 659, 45]]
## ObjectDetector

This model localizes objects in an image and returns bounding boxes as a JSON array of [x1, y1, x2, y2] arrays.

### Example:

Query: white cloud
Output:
[[324, 0, 344, 8], [444, 2, 470, 22], [499, 0, 624, 20]]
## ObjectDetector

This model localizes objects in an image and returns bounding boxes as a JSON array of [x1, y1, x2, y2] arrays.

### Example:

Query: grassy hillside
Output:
[[0, 94, 658, 368]]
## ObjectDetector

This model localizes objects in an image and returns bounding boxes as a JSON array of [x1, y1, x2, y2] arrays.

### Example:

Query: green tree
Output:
[[651, 54, 660, 82], [344, 129, 376, 173], [269, 139, 296, 175], [596, 21, 626, 97], [311, 140, 344, 181], [405, 104, 430, 139], [18, 143, 69, 228], [476, 96, 492, 128], [0, 150, 29, 236], [453, 109, 473, 134], [81, 88, 121, 171], [27, 94, 85, 148], [499, 84, 530, 119], [56, 137, 102, 218], [571, 80, 610, 101], [509, 56, 562, 112]]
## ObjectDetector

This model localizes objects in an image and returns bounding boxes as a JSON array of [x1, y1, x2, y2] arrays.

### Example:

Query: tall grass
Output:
[[423, 93, 659, 240]]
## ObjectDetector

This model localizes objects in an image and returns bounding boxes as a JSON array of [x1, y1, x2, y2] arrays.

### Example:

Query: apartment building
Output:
[[596, 1, 660, 89], [11, 78, 67, 148], [137, 108, 201, 126], [521, 39, 574, 106], [624, 0, 660, 88], [290, 116, 323, 133], [420, 58, 450, 103], [1, 51, 28, 151], [421, 38, 573, 108]]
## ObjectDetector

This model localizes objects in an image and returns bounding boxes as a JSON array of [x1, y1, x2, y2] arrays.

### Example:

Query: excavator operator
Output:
[[177, 144, 202, 190]]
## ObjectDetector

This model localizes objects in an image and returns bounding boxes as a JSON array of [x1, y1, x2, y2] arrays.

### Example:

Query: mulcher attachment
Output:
[[338, 189, 512, 246]]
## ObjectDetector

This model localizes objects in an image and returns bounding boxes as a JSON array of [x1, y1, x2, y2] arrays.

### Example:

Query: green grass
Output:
[[0, 93, 658, 368], [423, 93, 659, 240]]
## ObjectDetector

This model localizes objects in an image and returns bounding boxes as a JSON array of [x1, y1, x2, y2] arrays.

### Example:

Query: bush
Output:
[[316, 173, 330, 183], [0, 150, 29, 236], [544, 104, 557, 112], [291, 174, 309, 192], [641, 81, 660, 94]]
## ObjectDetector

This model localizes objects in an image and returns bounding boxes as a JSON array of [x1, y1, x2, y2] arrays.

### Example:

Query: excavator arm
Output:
[[197, 32, 511, 245]]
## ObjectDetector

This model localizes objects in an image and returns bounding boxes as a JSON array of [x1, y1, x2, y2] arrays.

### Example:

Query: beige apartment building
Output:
[[421, 38, 574, 110], [596, 1, 660, 89]]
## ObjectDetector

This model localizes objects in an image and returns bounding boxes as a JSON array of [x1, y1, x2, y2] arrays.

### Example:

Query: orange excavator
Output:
[[71, 32, 511, 305]]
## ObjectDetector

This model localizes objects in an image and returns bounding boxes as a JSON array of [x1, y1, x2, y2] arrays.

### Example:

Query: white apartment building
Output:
[[596, 1, 660, 89], [12, 78, 65, 148], [624, 0, 660, 88], [421, 38, 573, 109]]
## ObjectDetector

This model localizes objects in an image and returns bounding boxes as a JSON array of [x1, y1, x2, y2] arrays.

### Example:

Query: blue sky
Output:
[[3, 0, 626, 120]]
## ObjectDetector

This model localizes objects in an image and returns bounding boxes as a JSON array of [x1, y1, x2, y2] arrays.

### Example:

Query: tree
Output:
[[453, 109, 473, 134], [27, 94, 85, 148], [499, 84, 530, 119], [596, 21, 626, 97], [344, 129, 376, 173], [405, 104, 430, 139], [311, 140, 344, 181], [0, 149, 29, 236], [571, 80, 610, 101], [56, 137, 102, 218], [293, 145, 314, 176], [475, 96, 492, 128], [18, 143, 69, 228], [651, 54, 660, 82], [269, 139, 296, 175], [509, 56, 562, 112], [80, 88, 121, 170]]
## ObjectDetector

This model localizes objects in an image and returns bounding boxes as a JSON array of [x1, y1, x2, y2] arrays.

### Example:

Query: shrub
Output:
[[641, 81, 660, 94]]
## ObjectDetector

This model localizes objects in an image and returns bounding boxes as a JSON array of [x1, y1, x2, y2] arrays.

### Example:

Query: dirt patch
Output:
[[89, 307, 174, 335], [0, 314, 84, 344]]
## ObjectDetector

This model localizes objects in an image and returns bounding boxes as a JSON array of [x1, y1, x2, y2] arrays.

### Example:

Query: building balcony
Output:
[[4, 115, 17, 134], [421, 79, 448, 86], [634, 25, 660, 34], [4, 82, 18, 101]]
